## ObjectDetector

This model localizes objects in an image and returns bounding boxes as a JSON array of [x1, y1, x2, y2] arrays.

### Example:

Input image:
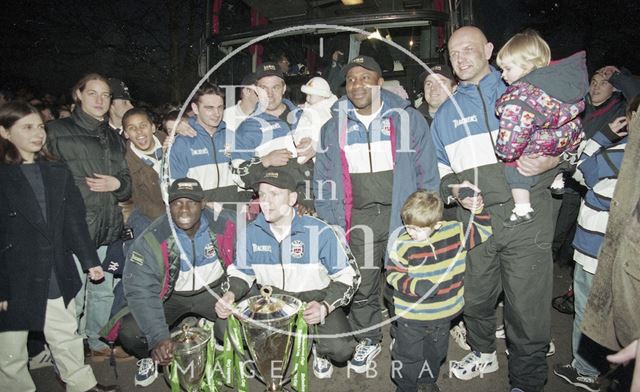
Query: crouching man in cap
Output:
[[215, 168, 361, 379], [120, 178, 236, 387]]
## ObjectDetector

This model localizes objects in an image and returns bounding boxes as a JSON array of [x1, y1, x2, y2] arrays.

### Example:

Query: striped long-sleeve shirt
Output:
[[386, 212, 492, 323], [572, 126, 627, 274]]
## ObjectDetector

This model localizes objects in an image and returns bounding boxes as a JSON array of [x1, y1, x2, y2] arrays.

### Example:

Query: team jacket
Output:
[[495, 51, 588, 161], [226, 213, 360, 309], [572, 127, 627, 274], [431, 68, 559, 206], [313, 89, 440, 242], [169, 117, 243, 206], [122, 208, 235, 350], [232, 98, 301, 164], [387, 211, 492, 323]]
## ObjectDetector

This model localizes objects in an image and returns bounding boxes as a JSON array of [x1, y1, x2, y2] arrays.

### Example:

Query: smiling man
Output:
[[169, 82, 247, 210], [121, 108, 166, 237], [314, 55, 440, 374], [430, 26, 563, 392], [216, 167, 360, 380], [121, 177, 235, 387], [416, 64, 457, 125]]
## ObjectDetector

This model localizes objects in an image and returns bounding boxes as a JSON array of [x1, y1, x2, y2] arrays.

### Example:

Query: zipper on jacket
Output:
[[211, 134, 220, 189], [366, 125, 374, 173], [278, 241, 285, 291], [476, 85, 497, 150], [191, 238, 197, 291]]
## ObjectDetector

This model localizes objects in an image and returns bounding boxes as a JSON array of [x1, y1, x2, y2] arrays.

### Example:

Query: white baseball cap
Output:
[[301, 77, 332, 98]]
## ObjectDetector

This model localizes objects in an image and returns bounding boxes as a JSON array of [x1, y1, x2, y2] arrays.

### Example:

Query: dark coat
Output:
[[46, 108, 132, 248], [0, 160, 100, 332]]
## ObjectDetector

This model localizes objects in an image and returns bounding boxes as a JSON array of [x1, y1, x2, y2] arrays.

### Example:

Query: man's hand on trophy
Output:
[[215, 291, 236, 319], [303, 301, 328, 325], [152, 338, 175, 366]]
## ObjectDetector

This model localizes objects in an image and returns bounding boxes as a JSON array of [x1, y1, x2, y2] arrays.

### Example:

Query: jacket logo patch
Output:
[[204, 243, 216, 258], [261, 123, 281, 132], [252, 244, 272, 252], [130, 251, 144, 265], [191, 148, 208, 156], [291, 240, 304, 259], [453, 115, 478, 128], [381, 118, 391, 136]]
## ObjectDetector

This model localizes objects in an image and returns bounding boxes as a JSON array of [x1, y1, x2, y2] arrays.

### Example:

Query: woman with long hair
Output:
[[0, 101, 117, 392]]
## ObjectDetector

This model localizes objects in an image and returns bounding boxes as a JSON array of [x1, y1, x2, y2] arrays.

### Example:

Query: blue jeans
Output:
[[571, 263, 599, 376], [74, 245, 116, 351]]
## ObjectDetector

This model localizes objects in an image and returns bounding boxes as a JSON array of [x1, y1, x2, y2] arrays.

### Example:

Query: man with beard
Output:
[[46, 73, 132, 362]]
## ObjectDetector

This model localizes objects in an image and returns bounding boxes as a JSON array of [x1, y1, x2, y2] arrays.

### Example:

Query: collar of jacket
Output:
[[332, 88, 410, 122], [173, 212, 210, 244], [71, 107, 105, 131], [252, 211, 306, 239], [187, 116, 228, 138], [254, 98, 298, 122], [456, 67, 504, 96]]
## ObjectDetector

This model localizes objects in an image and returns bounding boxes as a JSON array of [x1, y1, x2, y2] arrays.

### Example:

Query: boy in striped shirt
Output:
[[387, 190, 492, 392]]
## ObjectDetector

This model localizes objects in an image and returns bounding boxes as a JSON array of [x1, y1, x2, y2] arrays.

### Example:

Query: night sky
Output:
[[1, 0, 638, 105]]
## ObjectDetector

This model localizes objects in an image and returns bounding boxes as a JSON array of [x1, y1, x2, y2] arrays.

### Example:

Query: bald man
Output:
[[430, 26, 561, 392]]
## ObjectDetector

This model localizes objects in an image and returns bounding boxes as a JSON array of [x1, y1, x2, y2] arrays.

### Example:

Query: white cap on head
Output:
[[301, 77, 332, 98]]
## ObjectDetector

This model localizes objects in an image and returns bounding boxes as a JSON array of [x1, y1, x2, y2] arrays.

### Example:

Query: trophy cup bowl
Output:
[[235, 286, 303, 392], [170, 324, 210, 391]]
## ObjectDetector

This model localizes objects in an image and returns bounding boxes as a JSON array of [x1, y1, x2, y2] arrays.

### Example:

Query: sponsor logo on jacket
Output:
[[453, 115, 478, 128], [252, 244, 272, 252], [191, 148, 208, 156]]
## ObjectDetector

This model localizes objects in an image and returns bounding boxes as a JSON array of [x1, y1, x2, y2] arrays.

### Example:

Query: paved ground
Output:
[[32, 263, 586, 392]]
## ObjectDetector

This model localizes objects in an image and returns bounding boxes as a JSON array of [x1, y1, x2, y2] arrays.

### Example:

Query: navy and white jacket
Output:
[[431, 68, 559, 206], [232, 98, 301, 164], [573, 127, 627, 274], [226, 213, 360, 309], [313, 89, 440, 244], [169, 117, 242, 205]]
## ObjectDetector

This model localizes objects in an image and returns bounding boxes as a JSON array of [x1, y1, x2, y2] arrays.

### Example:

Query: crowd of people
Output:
[[1, 24, 639, 392]]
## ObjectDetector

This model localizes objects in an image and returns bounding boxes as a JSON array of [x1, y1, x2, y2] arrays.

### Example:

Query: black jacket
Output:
[[46, 108, 131, 247], [0, 161, 100, 331]]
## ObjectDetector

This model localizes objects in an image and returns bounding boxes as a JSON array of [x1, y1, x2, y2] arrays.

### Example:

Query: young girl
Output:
[[495, 30, 588, 227], [0, 102, 117, 392]]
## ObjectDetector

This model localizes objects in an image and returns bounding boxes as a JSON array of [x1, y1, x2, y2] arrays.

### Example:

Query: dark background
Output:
[[1, 0, 638, 106]]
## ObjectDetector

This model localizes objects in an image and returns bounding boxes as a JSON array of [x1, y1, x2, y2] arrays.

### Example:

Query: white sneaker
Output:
[[348, 338, 381, 374], [312, 345, 333, 379], [547, 341, 556, 357], [450, 351, 499, 380], [135, 358, 158, 387], [495, 324, 506, 339], [450, 321, 471, 351], [28, 346, 53, 370], [505, 341, 555, 357]]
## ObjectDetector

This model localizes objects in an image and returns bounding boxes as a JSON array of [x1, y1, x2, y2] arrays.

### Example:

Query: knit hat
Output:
[[301, 77, 332, 98]]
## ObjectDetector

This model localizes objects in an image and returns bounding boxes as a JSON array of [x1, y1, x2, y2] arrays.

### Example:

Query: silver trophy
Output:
[[235, 286, 303, 392], [170, 323, 210, 391]]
